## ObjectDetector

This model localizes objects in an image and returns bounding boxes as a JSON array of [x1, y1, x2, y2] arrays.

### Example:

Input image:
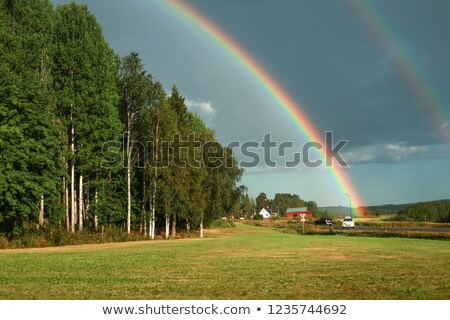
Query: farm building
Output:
[[258, 208, 271, 219], [286, 207, 312, 219]]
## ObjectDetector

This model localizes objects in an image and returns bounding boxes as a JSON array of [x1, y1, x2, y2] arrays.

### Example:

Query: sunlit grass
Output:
[[0, 224, 449, 299]]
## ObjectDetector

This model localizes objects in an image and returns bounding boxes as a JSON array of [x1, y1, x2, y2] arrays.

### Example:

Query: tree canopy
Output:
[[0, 1, 243, 239]]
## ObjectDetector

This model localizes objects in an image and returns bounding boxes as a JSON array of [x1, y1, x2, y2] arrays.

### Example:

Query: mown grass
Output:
[[0, 224, 449, 299]]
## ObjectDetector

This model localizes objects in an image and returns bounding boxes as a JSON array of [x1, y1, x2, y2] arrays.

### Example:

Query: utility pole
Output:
[[343, 192, 352, 217]]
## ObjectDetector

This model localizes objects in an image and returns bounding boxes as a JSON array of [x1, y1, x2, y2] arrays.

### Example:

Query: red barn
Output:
[[286, 207, 312, 219]]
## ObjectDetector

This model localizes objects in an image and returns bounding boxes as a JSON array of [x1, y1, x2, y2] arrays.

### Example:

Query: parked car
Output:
[[342, 216, 355, 228], [314, 217, 333, 225]]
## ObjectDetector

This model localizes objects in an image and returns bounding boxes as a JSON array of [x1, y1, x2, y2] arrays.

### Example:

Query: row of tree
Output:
[[0, 0, 242, 238], [395, 200, 450, 222]]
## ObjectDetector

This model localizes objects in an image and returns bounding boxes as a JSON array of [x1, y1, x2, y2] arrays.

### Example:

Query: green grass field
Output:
[[0, 224, 449, 299]]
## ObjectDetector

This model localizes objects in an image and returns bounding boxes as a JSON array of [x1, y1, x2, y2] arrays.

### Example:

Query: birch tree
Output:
[[54, 3, 122, 232], [119, 52, 153, 233]]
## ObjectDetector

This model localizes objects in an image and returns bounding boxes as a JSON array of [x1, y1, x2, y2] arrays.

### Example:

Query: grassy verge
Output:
[[0, 228, 150, 249], [304, 227, 450, 240], [244, 219, 450, 240], [0, 224, 449, 299], [0, 227, 201, 249]]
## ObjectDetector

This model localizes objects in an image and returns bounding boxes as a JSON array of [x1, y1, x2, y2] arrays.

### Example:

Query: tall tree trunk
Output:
[[186, 218, 191, 234], [171, 213, 177, 238], [70, 122, 75, 233], [126, 129, 131, 234], [63, 176, 69, 231], [38, 194, 44, 228], [141, 175, 146, 235], [84, 178, 90, 223], [149, 120, 159, 240], [78, 175, 83, 231], [74, 187, 77, 227], [149, 210, 154, 239], [200, 216, 204, 238], [94, 189, 99, 232], [143, 211, 147, 236], [149, 199, 155, 239], [151, 214, 155, 239], [165, 214, 170, 239]]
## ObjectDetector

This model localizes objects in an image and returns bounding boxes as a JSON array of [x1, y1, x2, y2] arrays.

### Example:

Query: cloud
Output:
[[185, 99, 216, 126], [185, 99, 215, 115], [342, 142, 433, 165]]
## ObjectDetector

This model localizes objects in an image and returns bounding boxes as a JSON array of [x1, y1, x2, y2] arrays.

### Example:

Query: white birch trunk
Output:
[[149, 200, 155, 239], [70, 123, 75, 233], [151, 214, 155, 239], [126, 129, 131, 234], [165, 214, 170, 239], [94, 189, 99, 232], [186, 219, 191, 234], [142, 176, 146, 235], [63, 176, 69, 231], [38, 194, 44, 228], [149, 120, 159, 240], [78, 175, 83, 231], [200, 216, 204, 238]]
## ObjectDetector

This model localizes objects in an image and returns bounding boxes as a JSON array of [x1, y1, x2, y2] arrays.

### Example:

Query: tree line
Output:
[[253, 192, 319, 216], [0, 0, 243, 238], [395, 200, 450, 222]]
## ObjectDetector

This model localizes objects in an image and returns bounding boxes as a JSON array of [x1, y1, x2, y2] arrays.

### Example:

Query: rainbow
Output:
[[348, 0, 450, 142], [155, 0, 365, 215]]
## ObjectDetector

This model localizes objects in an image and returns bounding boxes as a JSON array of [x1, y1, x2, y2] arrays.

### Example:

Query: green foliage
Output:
[[208, 219, 236, 228], [253, 213, 264, 220], [395, 200, 450, 222], [53, 2, 123, 227], [238, 186, 256, 218], [0, 2, 243, 240], [0, 0, 64, 234], [255, 192, 269, 212], [305, 200, 319, 216], [271, 193, 319, 216]]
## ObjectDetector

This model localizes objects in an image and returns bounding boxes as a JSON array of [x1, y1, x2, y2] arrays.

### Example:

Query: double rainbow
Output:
[[156, 0, 365, 215], [349, 0, 449, 142]]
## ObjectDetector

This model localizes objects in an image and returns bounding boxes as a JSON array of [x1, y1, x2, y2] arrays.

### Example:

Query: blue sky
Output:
[[52, 0, 450, 207]]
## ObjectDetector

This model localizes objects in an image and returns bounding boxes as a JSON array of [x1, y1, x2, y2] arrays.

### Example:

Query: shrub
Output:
[[253, 214, 263, 220], [209, 219, 236, 228], [0, 234, 9, 249]]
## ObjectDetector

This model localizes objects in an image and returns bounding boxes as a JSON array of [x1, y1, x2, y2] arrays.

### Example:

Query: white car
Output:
[[342, 216, 355, 228]]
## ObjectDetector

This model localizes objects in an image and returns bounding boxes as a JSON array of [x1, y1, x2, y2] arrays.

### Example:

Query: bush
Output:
[[0, 225, 152, 249], [253, 214, 263, 220], [209, 219, 236, 228], [0, 234, 9, 249]]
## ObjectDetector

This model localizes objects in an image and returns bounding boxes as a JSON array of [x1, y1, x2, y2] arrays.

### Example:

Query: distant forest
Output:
[[394, 200, 450, 222], [0, 0, 244, 239]]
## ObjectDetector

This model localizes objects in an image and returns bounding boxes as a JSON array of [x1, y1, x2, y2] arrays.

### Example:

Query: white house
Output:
[[259, 208, 271, 219]]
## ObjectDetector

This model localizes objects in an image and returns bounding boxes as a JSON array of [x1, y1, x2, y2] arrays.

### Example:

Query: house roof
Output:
[[286, 207, 308, 213]]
